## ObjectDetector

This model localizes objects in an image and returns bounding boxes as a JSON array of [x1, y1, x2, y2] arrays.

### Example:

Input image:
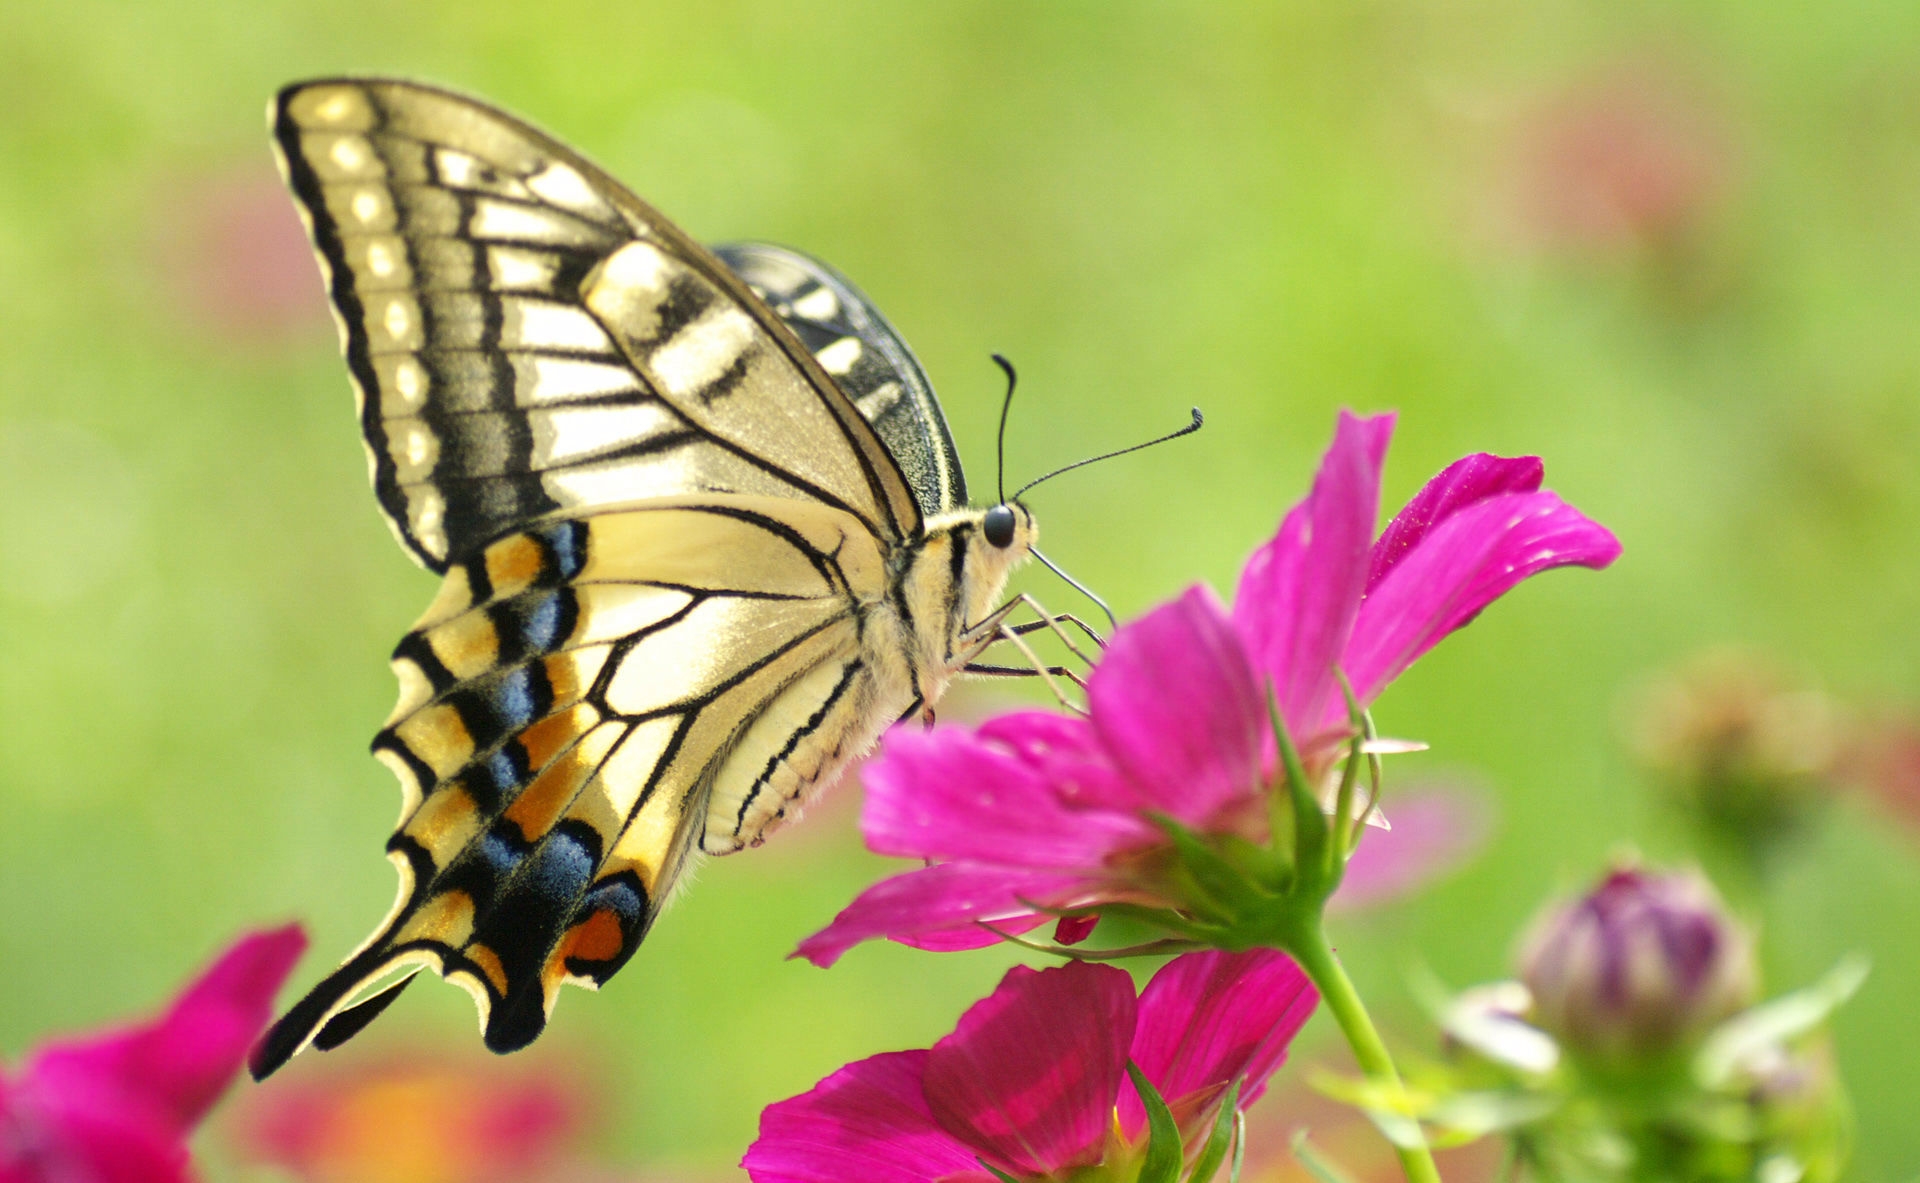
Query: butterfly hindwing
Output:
[[271, 78, 921, 569], [252, 495, 899, 1074]]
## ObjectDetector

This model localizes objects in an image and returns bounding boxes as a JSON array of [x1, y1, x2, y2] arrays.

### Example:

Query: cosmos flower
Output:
[[0, 925, 306, 1183], [744, 950, 1316, 1183], [796, 412, 1620, 965]]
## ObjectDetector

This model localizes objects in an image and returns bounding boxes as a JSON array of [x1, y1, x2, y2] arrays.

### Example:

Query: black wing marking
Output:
[[715, 242, 968, 516]]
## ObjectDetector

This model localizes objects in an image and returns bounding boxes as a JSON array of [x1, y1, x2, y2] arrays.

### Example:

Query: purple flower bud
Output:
[[1518, 865, 1756, 1066]]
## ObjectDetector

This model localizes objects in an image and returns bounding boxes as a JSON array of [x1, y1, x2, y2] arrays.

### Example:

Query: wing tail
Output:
[[249, 940, 423, 1079]]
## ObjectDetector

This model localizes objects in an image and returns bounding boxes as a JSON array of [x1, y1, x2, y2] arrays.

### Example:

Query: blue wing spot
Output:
[[536, 520, 590, 581]]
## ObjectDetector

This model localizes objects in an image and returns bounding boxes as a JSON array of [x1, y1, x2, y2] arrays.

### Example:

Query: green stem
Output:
[[1287, 918, 1443, 1183]]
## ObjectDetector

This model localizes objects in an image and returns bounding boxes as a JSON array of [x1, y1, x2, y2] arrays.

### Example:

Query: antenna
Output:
[[1031, 546, 1117, 631], [1012, 407, 1204, 501], [991, 354, 1017, 505]]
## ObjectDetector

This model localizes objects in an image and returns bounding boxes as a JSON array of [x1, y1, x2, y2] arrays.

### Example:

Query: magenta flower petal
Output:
[[975, 712, 1142, 816], [0, 1095, 187, 1183], [1117, 950, 1318, 1139], [3, 926, 306, 1183], [862, 723, 1153, 866], [27, 926, 307, 1133], [922, 962, 1137, 1175], [1088, 587, 1267, 825], [794, 864, 1089, 967], [1367, 453, 1544, 591], [745, 1050, 984, 1183], [1334, 782, 1493, 909], [1343, 491, 1622, 705], [1234, 412, 1395, 736]]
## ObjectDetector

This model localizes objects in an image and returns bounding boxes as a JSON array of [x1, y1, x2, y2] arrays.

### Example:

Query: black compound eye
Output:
[[983, 504, 1017, 548]]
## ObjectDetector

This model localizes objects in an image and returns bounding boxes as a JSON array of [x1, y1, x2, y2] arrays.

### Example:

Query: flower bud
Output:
[[1518, 864, 1756, 1068]]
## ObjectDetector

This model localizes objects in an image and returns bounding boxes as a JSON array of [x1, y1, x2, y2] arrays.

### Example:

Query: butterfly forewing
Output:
[[272, 78, 920, 570]]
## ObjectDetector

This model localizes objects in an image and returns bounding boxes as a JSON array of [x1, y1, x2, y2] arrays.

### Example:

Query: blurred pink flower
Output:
[[744, 950, 1316, 1183], [0, 925, 306, 1183], [1837, 714, 1920, 836], [796, 413, 1618, 966], [1330, 781, 1492, 911], [1516, 65, 1733, 252], [153, 167, 329, 344], [236, 1051, 593, 1183]]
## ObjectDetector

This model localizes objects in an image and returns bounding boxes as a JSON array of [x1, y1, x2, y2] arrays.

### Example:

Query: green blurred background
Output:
[[3, 2, 1918, 1179]]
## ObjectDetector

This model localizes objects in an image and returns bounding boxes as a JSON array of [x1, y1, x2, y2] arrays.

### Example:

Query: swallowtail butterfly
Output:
[[252, 78, 1050, 1076]]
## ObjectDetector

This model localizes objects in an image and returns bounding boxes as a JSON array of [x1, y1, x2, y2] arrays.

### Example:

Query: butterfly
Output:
[[250, 78, 1077, 1077]]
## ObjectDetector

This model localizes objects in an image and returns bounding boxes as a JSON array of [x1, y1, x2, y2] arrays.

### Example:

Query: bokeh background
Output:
[[3, 3, 1918, 1180]]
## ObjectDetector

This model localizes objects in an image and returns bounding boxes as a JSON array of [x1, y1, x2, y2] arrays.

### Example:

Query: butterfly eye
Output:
[[983, 504, 1017, 548]]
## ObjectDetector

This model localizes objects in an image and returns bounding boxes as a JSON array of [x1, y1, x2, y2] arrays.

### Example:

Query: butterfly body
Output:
[[253, 78, 1036, 1077]]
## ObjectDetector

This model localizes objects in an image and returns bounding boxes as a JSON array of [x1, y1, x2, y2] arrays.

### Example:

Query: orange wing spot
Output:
[[542, 649, 597, 704], [559, 908, 626, 968], [502, 749, 596, 841], [425, 611, 501, 682], [402, 782, 483, 865], [394, 703, 475, 779], [464, 944, 510, 998], [518, 703, 598, 771], [396, 889, 476, 946], [484, 534, 548, 600]]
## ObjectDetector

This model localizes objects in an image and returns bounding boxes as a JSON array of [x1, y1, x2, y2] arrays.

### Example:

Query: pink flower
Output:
[[796, 412, 1619, 966], [743, 950, 1316, 1183], [0, 926, 306, 1183]]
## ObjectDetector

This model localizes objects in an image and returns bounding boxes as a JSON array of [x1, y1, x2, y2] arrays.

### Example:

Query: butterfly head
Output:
[[982, 502, 1023, 549], [957, 499, 1037, 584]]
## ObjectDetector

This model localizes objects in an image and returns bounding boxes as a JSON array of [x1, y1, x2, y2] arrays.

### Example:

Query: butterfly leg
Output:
[[956, 593, 1094, 715], [973, 592, 1102, 669], [1002, 612, 1107, 652], [989, 624, 1089, 715]]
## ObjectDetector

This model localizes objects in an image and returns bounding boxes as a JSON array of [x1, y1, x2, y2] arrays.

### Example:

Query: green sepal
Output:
[[1127, 1062, 1185, 1183], [1695, 954, 1869, 1090], [1149, 813, 1274, 922], [1229, 1111, 1246, 1183], [1185, 1078, 1241, 1183], [1089, 901, 1226, 944], [1220, 833, 1290, 894], [1268, 693, 1330, 897], [975, 1159, 1022, 1183]]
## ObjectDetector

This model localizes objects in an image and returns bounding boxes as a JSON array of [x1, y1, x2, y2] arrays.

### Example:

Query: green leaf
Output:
[[1289, 1131, 1362, 1183], [1127, 1062, 1185, 1183], [1695, 954, 1869, 1089], [975, 1158, 1022, 1183], [1185, 1078, 1241, 1183]]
